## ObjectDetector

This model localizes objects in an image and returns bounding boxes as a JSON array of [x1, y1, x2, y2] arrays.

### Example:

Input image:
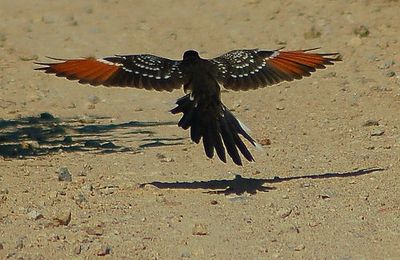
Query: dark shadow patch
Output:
[[0, 112, 184, 158], [141, 167, 385, 195]]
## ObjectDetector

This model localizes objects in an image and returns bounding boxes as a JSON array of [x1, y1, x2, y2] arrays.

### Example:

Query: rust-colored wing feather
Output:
[[35, 55, 186, 91], [211, 48, 341, 91]]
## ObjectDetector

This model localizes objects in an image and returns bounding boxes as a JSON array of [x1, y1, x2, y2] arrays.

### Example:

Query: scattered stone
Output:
[[259, 138, 271, 146], [0, 32, 6, 43], [353, 25, 369, 37], [277, 208, 292, 218], [294, 244, 305, 251], [27, 210, 43, 220], [0, 188, 9, 194], [85, 226, 104, 236], [348, 37, 362, 47], [41, 15, 56, 24], [308, 221, 321, 227], [79, 164, 92, 176], [78, 116, 96, 124], [63, 136, 73, 144], [378, 60, 394, 69], [161, 157, 174, 163], [319, 194, 331, 200], [192, 223, 208, 236], [0, 242, 3, 250], [84, 140, 102, 148], [181, 250, 191, 258], [67, 102, 76, 109], [40, 112, 55, 120], [362, 119, 379, 127], [15, 237, 25, 249], [20, 140, 40, 150], [156, 153, 166, 159], [304, 26, 321, 39], [74, 193, 88, 205], [47, 234, 60, 242], [275, 105, 285, 110], [210, 200, 218, 205], [19, 54, 39, 61], [97, 245, 112, 256], [57, 167, 72, 182], [87, 103, 96, 109], [74, 244, 82, 255], [101, 141, 117, 148], [52, 210, 71, 226], [324, 72, 337, 78], [386, 71, 395, 77], [84, 6, 93, 14], [371, 129, 385, 136], [88, 94, 100, 104], [81, 184, 94, 192]]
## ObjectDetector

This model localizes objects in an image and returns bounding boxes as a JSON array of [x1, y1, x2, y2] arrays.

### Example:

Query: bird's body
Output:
[[36, 48, 340, 165]]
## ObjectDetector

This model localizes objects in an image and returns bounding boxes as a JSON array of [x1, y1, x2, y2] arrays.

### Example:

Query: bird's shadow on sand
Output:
[[0, 112, 184, 158], [141, 167, 385, 195]]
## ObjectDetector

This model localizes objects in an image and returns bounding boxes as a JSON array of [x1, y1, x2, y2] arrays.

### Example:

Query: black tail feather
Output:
[[171, 94, 256, 165]]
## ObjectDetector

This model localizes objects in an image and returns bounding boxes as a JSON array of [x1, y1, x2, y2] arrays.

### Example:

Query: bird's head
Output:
[[183, 50, 200, 60]]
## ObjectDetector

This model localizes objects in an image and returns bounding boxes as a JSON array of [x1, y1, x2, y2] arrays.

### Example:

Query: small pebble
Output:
[[81, 184, 94, 192], [378, 60, 394, 69], [85, 226, 104, 236], [371, 129, 384, 136], [27, 210, 43, 220], [88, 94, 100, 104], [259, 138, 271, 146], [210, 200, 218, 205], [40, 112, 55, 120], [74, 193, 88, 205], [57, 167, 72, 182], [362, 119, 379, 127], [161, 157, 174, 163], [15, 237, 25, 249], [84, 140, 102, 148], [353, 25, 369, 37], [52, 210, 71, 226], [0, 242, 4, 250], [192, 223, 208, 236], [156, 153, 166, 159], [47, 234, 60, 242], [101, 141, 117, 148], [41, 15, 56, 24], [181, 250, 191, 258], [304, 26, 321, 39], [63, 136, 73, 144], [97, 245, 112, 256], [348, 37, 362, 47], [79, 164, 92, 176], [277, 208, 292, 218], [74, 244, 82, 255], [294, 244, 305, 251], [386, 71, 395, 77]]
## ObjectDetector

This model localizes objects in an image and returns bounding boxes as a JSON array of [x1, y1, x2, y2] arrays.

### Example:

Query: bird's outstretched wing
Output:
[[210, 48, 341, 91], [35, 54, 186, 91]]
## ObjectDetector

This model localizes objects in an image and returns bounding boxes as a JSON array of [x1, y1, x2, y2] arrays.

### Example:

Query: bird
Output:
[[35, 47, 341, 165]]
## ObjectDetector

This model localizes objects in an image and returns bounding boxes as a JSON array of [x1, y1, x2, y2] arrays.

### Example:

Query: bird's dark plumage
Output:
[[35, 48, 341, 165]]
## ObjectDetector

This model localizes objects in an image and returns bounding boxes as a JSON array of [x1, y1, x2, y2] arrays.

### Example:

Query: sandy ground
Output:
[[1, 0, 399, 259]]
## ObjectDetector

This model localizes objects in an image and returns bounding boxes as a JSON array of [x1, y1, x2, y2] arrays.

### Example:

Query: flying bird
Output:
[[35, 48, 340, 165]]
